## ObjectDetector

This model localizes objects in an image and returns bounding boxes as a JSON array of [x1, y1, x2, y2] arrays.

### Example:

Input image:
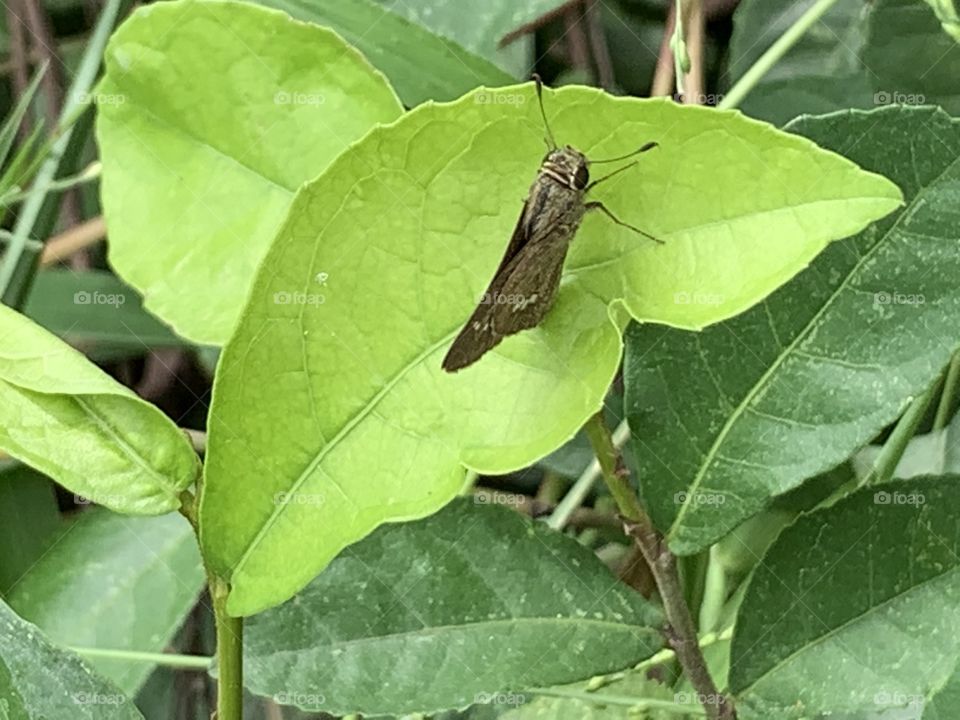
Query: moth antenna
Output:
[[591, 141, 658, 164], [532, 74, 558, 150]]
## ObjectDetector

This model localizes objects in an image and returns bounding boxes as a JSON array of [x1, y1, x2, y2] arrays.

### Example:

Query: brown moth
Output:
[[442, 75, 661, 373]]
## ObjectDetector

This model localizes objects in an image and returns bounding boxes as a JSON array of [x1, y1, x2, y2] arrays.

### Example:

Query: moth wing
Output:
[[490, 236, 569, 336], [441, 237, 570, 372], [441, 201, 533, 373]]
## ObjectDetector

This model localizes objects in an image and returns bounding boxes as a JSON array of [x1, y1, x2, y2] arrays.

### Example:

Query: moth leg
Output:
[[585, 201, 664, 245], [585, 162, 637, 193]]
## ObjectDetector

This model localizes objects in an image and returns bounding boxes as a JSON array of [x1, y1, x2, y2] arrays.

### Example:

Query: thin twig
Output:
[[651, 4, 677, 96], [499, 0, 581, 48], [582, 412, 734, 720], [584, 0, 615, 90], [40, 215, 106, 266], [682, 0, 706, 103]]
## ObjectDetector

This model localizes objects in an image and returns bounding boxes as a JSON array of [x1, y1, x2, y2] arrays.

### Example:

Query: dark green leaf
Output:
[[625, 106, 960, 555], [730, 476, 960, 717], [253, 0, 512, 105], [0, 597, 145, 719], [23, 270, 185, 350], [8, 509, 204, 695], [243, 499, 663, 717], [0, 462, 61, 596]]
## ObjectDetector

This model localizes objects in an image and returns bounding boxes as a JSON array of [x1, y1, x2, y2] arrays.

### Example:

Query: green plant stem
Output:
[[70, 647, 212, 670], [718, 0, 843, 110], [530, 686, 707, 715], [211, 576, 243, 720], [547, 420, 631, 529], [581, 412, 734, 720], [934, 350, 960, 430], [0, 0, 123, 299], [866, 380, 940, 486]]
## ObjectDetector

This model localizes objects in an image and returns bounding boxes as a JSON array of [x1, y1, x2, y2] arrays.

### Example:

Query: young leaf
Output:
[[625, 106, 960, 555], [242, 499, 663, 716], [0, 598, 145, 719], [7, 509, 203, 695], [254, 0, 513, 105], [202, 84, 901, 615], [96, 0, 404, 345], [730, 476, 960, 717], [0, 305, 199, 514]]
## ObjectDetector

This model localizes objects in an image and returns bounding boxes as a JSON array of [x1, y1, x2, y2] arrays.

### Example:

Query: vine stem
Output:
[[933, 350, 960, 430], [70, 647, 212, 670], [718, 0, 843, 110], [211, 575, 243, 720], [582, 412, 734, 720], [865, 380, 940, 486]]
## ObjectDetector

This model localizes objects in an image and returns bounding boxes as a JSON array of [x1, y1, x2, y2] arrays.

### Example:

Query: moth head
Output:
[[542, 146, 590, 190]]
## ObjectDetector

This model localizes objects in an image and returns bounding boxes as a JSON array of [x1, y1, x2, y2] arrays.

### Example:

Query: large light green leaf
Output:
[[728, 0, 960, 125], [202, 84, 901, 615], [730, 476, 960, 718], [8, 509, 204, 695], [243, 499, 663, 716], [0, 598, 145, 719], [0, 304, 199, 514], [97, 0, 404, 345], [253, 0, 513, 106], [624, 106, 960, 555]]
